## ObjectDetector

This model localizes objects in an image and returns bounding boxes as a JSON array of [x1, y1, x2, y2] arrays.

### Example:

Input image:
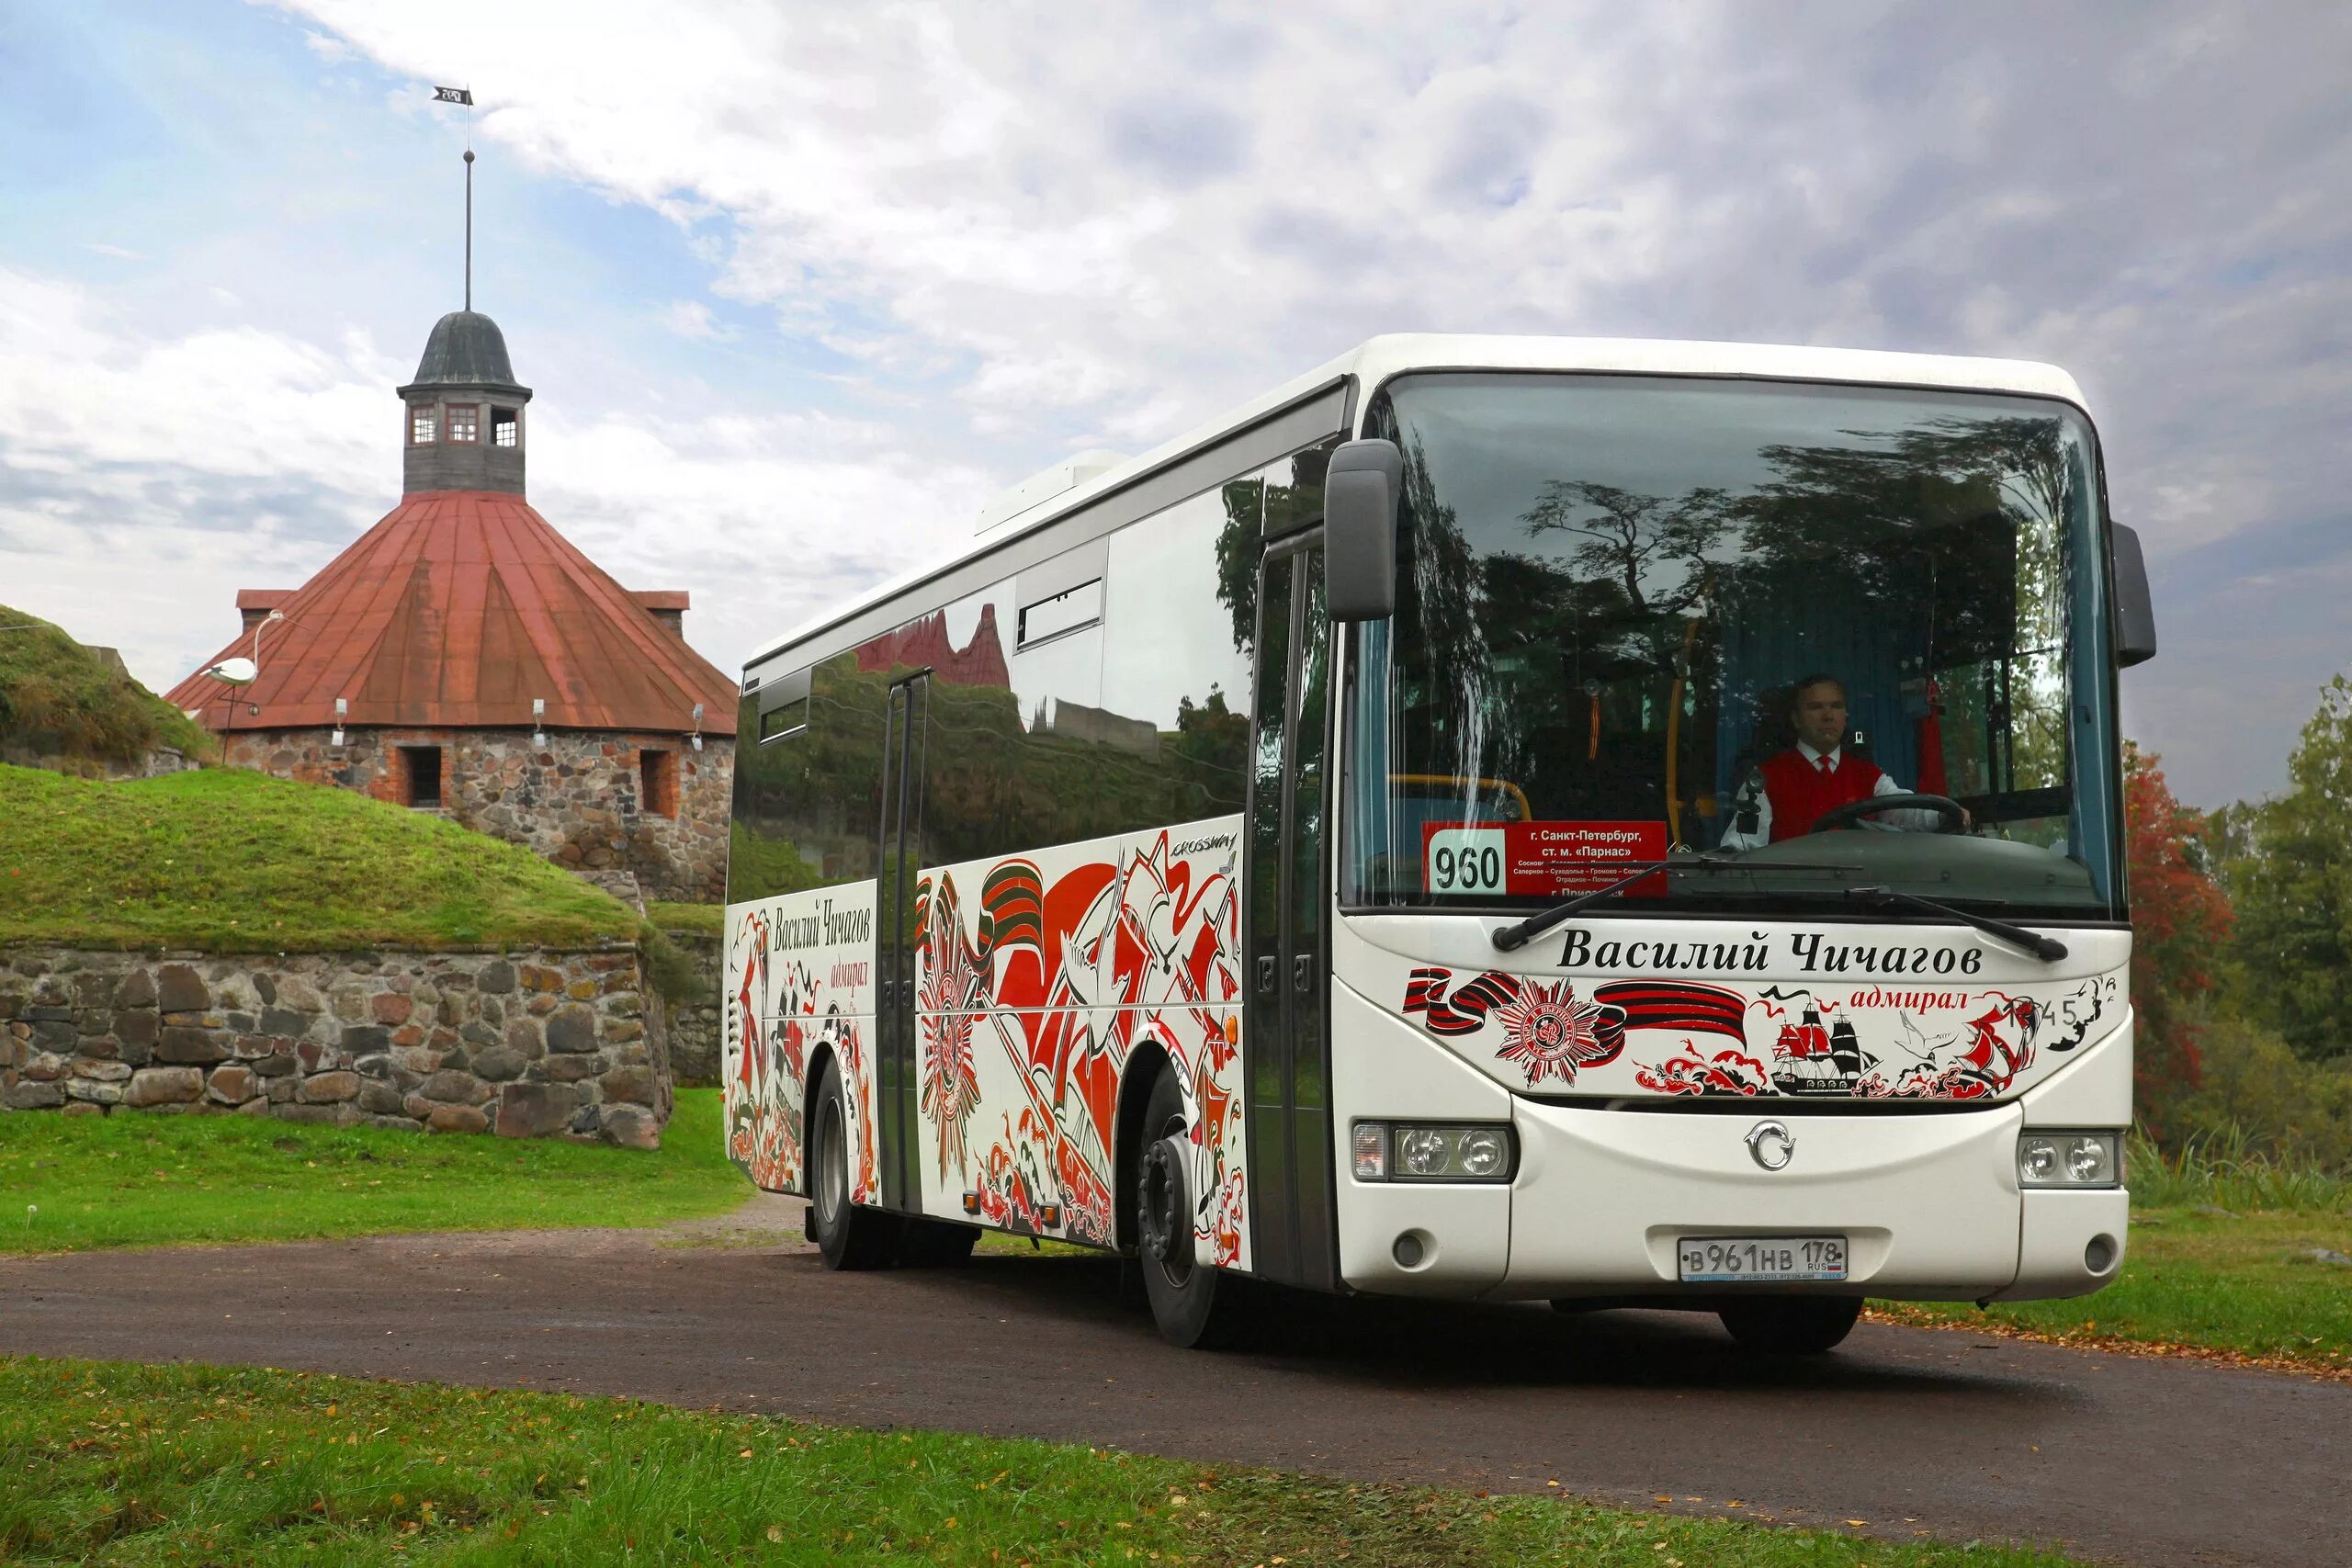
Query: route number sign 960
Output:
[[1425, 826, 1506, 896]]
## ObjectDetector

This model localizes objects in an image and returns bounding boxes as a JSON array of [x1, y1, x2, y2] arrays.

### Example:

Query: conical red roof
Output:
[[168, 491, 738, 736]]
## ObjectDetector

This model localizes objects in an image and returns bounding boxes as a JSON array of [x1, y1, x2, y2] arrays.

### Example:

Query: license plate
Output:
[[1677, 1235, 1848, 1283]]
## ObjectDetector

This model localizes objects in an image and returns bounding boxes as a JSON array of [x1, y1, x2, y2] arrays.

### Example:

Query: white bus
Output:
[[721, 335, 2154, 1352]]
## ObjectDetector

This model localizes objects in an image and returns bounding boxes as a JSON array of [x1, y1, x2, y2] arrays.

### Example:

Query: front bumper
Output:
[[1335, 1101, 2129, 1303], [1504, 1100, 2027, 1302]]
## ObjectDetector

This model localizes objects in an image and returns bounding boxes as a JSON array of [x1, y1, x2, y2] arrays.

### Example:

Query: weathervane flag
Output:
[[433, 85, 473, 105]]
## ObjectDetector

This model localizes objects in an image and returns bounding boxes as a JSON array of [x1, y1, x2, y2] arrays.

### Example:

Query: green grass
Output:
[[0, 1090, 743, 1255], [0, 604, 214, 771], [0, 1357, 2086, 1566], [1877, 1201, 2352, 1372], [0, 763, 639, 951], [1875, 1137, 2352, 1371], [644, 900, 723, 936], [2127, 1127, 2352, 1211]]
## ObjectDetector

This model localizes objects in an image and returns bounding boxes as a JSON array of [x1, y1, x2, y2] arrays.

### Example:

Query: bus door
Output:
[[1245, 538, 1337, 1291], [874, 671, 930, 1214]]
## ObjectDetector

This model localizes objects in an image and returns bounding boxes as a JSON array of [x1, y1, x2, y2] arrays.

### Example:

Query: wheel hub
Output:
[[1137, 1134, 1189, 1266]]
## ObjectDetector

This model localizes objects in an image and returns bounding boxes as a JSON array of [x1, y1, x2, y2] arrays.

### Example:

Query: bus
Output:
[[721, 335, 2155, 1353]]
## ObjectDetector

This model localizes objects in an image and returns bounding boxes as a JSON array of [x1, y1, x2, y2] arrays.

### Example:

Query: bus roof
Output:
[[746, 333, 2092, 673]]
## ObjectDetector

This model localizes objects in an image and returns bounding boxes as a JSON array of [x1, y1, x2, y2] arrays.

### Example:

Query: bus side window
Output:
[[1101, 486, 1255, 829], [915, 575, 1114, 866], [727, 655, 881, 901]]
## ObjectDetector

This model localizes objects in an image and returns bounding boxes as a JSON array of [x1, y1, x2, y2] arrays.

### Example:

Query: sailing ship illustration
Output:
[[1770, 1005, 1868, 1095]]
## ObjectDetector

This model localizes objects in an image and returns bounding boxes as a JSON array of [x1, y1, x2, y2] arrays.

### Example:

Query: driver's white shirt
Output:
[[1716, 741, 1936, 852]]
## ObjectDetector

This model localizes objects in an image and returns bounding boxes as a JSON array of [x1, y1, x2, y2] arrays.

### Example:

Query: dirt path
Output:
[[5, 1198, 2343, 1568]]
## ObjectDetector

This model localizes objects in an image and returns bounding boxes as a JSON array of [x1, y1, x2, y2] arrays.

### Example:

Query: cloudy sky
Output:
[[3, 1, 2346, 807]]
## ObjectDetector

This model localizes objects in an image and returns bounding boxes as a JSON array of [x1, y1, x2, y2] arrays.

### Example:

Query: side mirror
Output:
[[2110, 522, 2156, 668], [1324, 438, 1403, 622]]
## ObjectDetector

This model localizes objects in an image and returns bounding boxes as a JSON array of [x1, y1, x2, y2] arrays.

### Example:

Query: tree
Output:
[[2123, 745, 2233, 1131], [1520, 481, 1726, 615], [2229, 675, 2352, 1061]]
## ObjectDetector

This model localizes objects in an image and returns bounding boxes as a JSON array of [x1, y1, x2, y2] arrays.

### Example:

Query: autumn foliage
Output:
[[2124, 746, 2233, 1129]]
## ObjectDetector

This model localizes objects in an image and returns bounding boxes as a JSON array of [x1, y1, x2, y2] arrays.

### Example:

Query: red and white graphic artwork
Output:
[[723, 906, 876, 1201], [916, 828, 1248, 1266], [917, 875, 986, 1181], [1851, 993, 2045, 1100], [1401, 967, 2112, 1102], [724, 908, 797, 1188], [1490, 979, 1626, 1087], [1634, 1043, 1773, 1096]]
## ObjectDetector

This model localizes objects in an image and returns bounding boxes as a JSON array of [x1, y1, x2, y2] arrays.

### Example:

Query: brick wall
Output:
[[220, 728, 733, 902]]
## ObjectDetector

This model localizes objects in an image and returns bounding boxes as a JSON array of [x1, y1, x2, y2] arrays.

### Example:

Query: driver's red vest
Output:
[[1758, 749, 1886, 842]]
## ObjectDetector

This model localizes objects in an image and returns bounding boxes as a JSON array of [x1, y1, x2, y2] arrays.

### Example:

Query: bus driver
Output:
[[1718, 672, 1962, 850]]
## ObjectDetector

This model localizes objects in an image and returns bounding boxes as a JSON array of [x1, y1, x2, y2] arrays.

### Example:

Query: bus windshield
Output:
[[1346, 373, 2121, 921]]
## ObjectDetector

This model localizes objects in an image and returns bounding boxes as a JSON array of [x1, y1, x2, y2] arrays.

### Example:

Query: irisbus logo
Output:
[[1746, 1121, 1796, 1171]]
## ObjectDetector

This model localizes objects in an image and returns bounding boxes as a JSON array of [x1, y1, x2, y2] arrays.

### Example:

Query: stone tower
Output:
[[171, 295, 739, 904], [397, 310, 532, 495]]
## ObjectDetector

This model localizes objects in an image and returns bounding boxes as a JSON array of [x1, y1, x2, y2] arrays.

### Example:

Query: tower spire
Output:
[[463, 148, 475, 311]]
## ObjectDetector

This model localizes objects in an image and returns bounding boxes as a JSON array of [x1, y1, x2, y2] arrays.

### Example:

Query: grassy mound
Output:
[[0, 763, 639, 952], [0, 1089, 741, 1255], [644, 899, 723, 936], [0, 604, 211, 772]]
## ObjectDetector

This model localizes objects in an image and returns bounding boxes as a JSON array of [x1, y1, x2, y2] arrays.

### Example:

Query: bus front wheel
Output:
[[1717, 1296, 1862, 1354], [1135, 1070, 1247, 1348], [806, 1057, 902, 1270]]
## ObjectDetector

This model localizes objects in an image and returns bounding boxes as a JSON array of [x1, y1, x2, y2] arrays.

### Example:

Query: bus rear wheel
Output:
[[806, 1057, 902, 1270], [1135, 1069, 1249, 1348], [1717, 1296, 1862, 1354]]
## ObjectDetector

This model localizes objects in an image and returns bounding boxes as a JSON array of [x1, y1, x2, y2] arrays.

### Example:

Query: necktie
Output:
[[1816, 755, 1832, 775]]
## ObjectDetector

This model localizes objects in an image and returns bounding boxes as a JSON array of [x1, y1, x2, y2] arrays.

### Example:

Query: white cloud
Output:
[[6, 2, 2352, 806], [656, 299, 729, 342], [0, 268, 388, 491], [526, 403, 989, 668], [0, 265, 985, 704]]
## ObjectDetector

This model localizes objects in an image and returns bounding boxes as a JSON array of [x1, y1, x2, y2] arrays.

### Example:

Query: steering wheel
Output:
[[1807, 792, 1969, 835]]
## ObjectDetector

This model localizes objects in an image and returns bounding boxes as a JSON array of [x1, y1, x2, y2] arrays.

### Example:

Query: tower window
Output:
[[401, 746, 445, 808], [492, 407, 518, 447], [410, 404, 437, 444], [639, 748, 677, 818], [447, 403, 480, 444]]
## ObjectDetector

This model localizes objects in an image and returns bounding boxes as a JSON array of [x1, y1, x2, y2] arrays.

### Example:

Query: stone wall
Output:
[[220, 728, 733, 903], [0, 946, 673, 1147], [655, 929, 722, 1085]]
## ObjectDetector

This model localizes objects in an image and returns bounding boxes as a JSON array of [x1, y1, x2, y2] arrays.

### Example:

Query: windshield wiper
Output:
[[1845, 885, 2069, 963], [1488, 855, 1860, 953]]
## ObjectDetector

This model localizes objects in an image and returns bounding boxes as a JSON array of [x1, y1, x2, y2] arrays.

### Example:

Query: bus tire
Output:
[[1135, 1068, 1247, 1348], [1717, 1295, 1862, 1354], [807, 1057, 902, 1271], [899, 1218, 979, 1268]]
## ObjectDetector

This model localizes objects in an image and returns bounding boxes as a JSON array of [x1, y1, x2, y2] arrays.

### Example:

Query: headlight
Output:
[[2018, 1130, 2121, 1190], [1350, 1122, 1515, 1183], [1458, 1128, 1509, 1178], [1398, 1128, 1452, 1177]]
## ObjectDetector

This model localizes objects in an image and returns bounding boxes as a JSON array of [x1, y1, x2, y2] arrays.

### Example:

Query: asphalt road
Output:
[[4, 1201, 2342, 1567]]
